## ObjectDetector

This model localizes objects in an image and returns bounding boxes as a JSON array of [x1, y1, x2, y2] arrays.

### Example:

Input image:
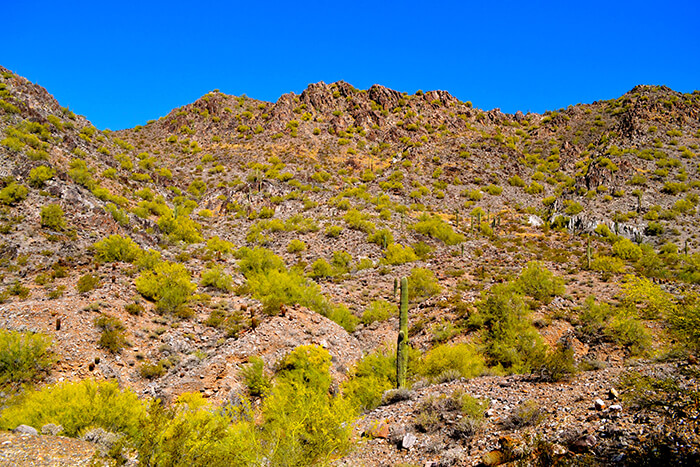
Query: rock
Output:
[[608, 388, 620, 400], [481, 450, 505, 466], [13, 425, 37, 435], [594, 398, 606, 410], [528, 215, 544, 227], [82, 427, 122, 455], [364, 421, 390, 439], [609, 404, 623, 412], [401, 432, 417, 450], [41, 424, 63, 436], [571, 434, 597, 453], [551, 443, 567, 456]]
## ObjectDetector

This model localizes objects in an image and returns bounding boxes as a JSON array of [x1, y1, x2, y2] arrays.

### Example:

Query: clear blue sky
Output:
[[3, 0, 699, 130]]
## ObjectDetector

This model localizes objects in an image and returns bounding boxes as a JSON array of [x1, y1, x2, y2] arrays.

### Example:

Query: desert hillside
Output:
[[0, 64, 699, 466]]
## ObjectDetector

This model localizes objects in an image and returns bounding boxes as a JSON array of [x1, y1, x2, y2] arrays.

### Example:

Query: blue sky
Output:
[[3, 0, 699, 130]]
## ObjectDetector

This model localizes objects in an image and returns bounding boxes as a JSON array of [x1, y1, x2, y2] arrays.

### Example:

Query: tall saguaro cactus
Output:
[[397, 276, 409, 389]]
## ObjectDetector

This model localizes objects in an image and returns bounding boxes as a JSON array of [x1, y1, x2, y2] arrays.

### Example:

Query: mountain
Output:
[[0, 64, 699, 465]]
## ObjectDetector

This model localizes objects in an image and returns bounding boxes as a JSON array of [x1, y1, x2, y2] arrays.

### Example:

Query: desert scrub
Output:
[[135, 261, 196, 314], [92, 234, 141, 263], [382, 243, 418, 265], [361, 299, 394, 325], [200, 266, 234, 292], [40, 204, 66, 230], [76, 273, 100, 293], [0, 330, 53, 388], [0, 379, 144, 438], [28, 166, 55, 188], [514, 261, 565, 304], [95, 314, 128, 353], [240, 356, 271, 397], [413, 214, 465, 245], [469, 283, 546, 373], [0, 182, 28, 205], [157, 212, 203, 244], [407, 267, 441, 302], [416, 343, 485, 382]]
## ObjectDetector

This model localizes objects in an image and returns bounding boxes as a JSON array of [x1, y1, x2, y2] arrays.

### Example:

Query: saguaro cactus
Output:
[[397, 276, 409, 389], [393, 277, 398, 298]]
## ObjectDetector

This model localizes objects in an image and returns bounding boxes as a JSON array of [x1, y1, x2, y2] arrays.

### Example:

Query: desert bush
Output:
[[382, 243, 418, 265], [95, 314, 128, 353], [539, 343, 577, 381], [504, 400, 545, 429], [287, 239, 306, 253], [68, 159, 95, 189], [362, 299, 394, 325], [263, 345, 354, 465], [343, 209, 375, 233], [417, 343, 485, 382], [413, 214, 465, 245], [342, 348, 396, 411], [206, 236, 235, 257], [325, 224, 342, 237], [590, 255, 626, 274], [613, 238, 643, 261], [28, 166, 55, 188], [0, 379, 144, 438], [76, 273, 100, 293], [0, 182, 28, 205], [514, 261, 565, 304], [367, 228, 394, 248], [135, 261, 196, 313], [200, 266, 234, 292], [40, 204, 66, 230], [235, 247, 285, 276], [469, 284, 546, 373], [240, 356, 271, 398], [0, 330, 52, 388], [246, 269, 327, 316], [157, 213, 203, 244], [327, 304, 359, 333], [508, 175, 526, 187], [139, 361, 166, 379], [621, 274, 675, 320], [93, 234, 141, 263], [310, 258, 334, 279], [407, 268, 441, 301]]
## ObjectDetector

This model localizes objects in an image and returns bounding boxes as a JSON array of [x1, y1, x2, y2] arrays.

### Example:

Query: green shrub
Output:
[[0, 330, 52, 388], [0, 379, 144, 438], [325, 224, 342, 238], [93, 234, 141, 262], [246, 269, 327, 316], [310, 258, 334, 279], [417, 343, 485, 382], [362, 299, 394, 325], [68, 159, 95, 189], [240, 356, 271, 397], [469, 284, 546, 373], [287, 239, 307, 253], [413, 214, 465, 245], [613, 238, 643, 261], [40, 204, 66, 230], [514, 261, 565, 304], [382, 243, 418, 265], [331, 251, 352, 275], [343, 209, 375, 233], [135, 261, 196, 313], [28, 166, 55, 188], [407, 268, 441, 301], [508, 175, 526, 187], [139, 361, 166, 379], [590, 255, 626, 274], [235, 247, 285, 277], [540, 343, 577, 381], [206, 236, 235, 257], [95, 314, 128, 353], [0, 182, 28, 205], [157, 213, 203, 244], [327, 304, 359, 333], [342, 347, 396, 411], [200, 266, 233, 292], [483, 184, 502, 195], [263, 345, 354, 465], [76, 273, 100, 293], [367, 228, 394, 248]]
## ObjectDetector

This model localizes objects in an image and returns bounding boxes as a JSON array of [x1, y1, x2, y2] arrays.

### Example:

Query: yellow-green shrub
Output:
[[0, 330, 52, 388], [382, 243, 418, 265], [416, 343, 485, 382], [40, 204, 66, 230], [135, 261, 196, 313], [0, 379, 145, 437], [93, 234, 141, 263]]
